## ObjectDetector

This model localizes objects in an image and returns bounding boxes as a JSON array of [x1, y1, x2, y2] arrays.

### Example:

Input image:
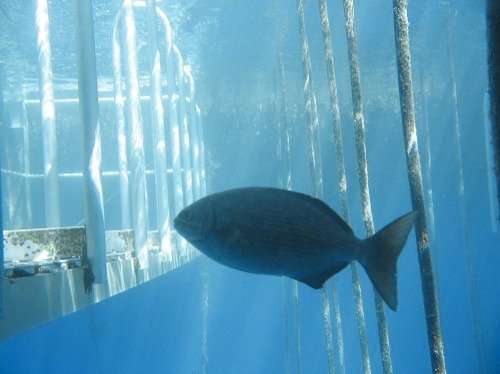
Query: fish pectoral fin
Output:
[[296, 261, 350, 289]]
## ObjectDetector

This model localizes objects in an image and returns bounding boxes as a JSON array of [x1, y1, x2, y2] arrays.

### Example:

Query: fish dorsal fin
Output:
[[297, 261, 350, 289], [293, 192, 353, 234]]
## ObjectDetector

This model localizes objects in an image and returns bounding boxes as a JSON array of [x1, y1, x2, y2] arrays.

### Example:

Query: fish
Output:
[[173, 187, 417, 311]]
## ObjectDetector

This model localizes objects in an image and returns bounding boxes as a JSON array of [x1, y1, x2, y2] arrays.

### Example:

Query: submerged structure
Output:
[[0, 0, 206, 340]]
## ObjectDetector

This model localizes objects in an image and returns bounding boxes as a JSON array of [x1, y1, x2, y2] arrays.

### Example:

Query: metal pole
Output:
[[0, 158, 3, 318], [487, 0, 500, 219], [317, 1, 371, 373], [278, 55, 293, 193], [145, 0, 173, 264], [184, 66, 202, 201], [484, 92, 499, 232], [341, 1, 393, 373], [196, 104, 207, 197], [296, 0, 323, 198], [5, 101, 33, 229], [291, 282, 302, 374], [154, 9, 184, 216], [151, 7, 186, 262], [22, 106, 33, 228], [274, 18, 295, 368], [276, 50, 302, 374], [181, 62, 209, 371], [442, 3, 485, 371], [122, 0, 149, 271], [73, 0, 107, 286], [173, 45, 194, 206], [296, 1, 335, 373], [112, 12, 131, 230], [392, 1, 447, 373], [282, 278, 290, 374], [35, 0, 60, 228], [418, 73, 436, 242], [2, 105, 26, 229], [201, 258, 209, 374]]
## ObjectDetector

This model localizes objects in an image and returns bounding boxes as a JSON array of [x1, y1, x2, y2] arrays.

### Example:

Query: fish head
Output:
[[174, 199, 215, 244]]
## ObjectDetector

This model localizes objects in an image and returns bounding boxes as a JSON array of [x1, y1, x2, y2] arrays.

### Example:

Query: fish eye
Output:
[[184, 211, 193, 221]]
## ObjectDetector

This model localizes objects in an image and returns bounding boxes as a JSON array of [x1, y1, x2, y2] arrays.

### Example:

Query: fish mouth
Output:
[[173, 217, 208, 244], [172, 216, 181, 231]]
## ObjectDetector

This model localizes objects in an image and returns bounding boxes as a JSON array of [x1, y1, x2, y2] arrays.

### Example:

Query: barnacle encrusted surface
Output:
[[4, 227, 86, 262]]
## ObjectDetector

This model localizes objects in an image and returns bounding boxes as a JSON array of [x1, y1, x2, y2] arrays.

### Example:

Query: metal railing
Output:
[[0, 0, 206, 339], [393, 1, 446, 372], [291, 1, 449, 373]]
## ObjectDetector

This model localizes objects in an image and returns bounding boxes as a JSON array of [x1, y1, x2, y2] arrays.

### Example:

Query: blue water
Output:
[[0, 0, 499, 373]]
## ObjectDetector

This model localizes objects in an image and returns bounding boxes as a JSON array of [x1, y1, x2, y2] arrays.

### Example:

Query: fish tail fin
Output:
[[360, 211, 417, 311]]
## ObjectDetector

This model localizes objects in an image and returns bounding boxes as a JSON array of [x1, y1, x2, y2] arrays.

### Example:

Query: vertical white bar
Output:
[[35, 0, 60, 228], [73, 0, 107, 287]]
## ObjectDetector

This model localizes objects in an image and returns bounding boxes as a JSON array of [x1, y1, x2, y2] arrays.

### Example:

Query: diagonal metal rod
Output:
[[35, 0, 60, 228], [418, 72, 436, 243], [0, 159, 3, 318], [201, 257, 209, 374], [160, 12, 184, 217], [317, 1, 370, 373], [112, 11, 131, 230], [392, 1, 447, 373], [483, 92, 500, 232], [487, 0, 500, 218], [296, 1, 339, 373], [276, 49, 302, 374], [195, 104, 207, 197], [341, 1, 392, 372], [145, 0, 173, 264], [74, 0, 107, 289], [442, 2, 485, 371], [296, 0, 323, 197], [184, 66, 202, 201], [122, 0, 150, 272], [172, 45, 194, 207]]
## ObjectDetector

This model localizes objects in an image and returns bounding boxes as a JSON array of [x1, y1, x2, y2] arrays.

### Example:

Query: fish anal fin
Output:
[[297, 261, 350, 289]]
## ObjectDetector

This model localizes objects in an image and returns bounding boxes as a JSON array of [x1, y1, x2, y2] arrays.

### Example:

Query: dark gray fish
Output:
[[174, 187, 416, 310]]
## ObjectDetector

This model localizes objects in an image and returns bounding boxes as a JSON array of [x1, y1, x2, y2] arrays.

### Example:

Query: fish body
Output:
[[174, 187, 416, 310]]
